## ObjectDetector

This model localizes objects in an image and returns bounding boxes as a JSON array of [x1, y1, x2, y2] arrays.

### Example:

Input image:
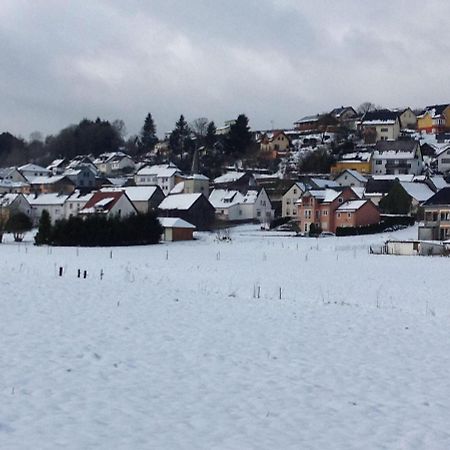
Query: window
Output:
[[337, 213, 341, 218], [323, 210, 328, 216], [338, 197, 343, 203], [293, 189, 297, 194], [376, 160, 382, 165], [287, 199, 291, 204], [347, 213, 351, 218], [380, 127, 388, 132], [293, 209, 296, 215]]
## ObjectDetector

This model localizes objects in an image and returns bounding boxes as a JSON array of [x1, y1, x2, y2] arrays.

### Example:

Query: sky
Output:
[[1, 0, 450, 139]]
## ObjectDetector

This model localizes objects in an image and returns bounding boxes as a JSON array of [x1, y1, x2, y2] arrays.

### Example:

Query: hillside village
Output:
[[1, 103, 450, 244]]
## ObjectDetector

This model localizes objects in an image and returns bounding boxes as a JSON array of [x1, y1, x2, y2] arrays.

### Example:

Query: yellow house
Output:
[[417, 104, 450, 134], [259, 131, 291, 159], [330, 151, 372, 175]]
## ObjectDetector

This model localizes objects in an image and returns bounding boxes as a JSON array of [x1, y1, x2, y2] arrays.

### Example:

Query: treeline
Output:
[[0, 113, 256, 178], [35, 210, 163, 247]]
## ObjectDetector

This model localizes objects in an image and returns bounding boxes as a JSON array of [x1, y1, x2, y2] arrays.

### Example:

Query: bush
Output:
[[39, 212, 163, 247], [336, 215, 415, 236], [309, 223, 322, 237]]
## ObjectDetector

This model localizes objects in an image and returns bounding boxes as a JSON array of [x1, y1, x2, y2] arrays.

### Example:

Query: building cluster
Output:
[[2, 103, 450, 241]]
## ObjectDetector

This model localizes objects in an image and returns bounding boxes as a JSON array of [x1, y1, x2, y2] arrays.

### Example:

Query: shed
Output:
[[158, 217, 196, 241]]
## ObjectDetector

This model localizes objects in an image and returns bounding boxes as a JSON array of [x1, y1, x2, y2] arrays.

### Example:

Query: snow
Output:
[[2, 225, 450, 449], [26, 193, 69, 206], [158, 193, 202, 210], [136, 164, 180, 178], [101, 186, 159, 202], [336, 199, 367, 211], [399, 182, 434, 202], [214, 172, 246, 184], [158, 217, 196, 229]]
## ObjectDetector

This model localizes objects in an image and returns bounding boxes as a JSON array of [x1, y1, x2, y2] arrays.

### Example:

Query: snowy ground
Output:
[[2, 225, 450, 449]]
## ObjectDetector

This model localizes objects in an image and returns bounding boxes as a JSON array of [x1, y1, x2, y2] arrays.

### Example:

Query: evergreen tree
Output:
[[139, 113, 158, 153], [379, 181, 412, 215], [169, 115, 192, 156], [205, 121, 217, 149], [225, 114, 252, 158], [34, 210, 52, 245]]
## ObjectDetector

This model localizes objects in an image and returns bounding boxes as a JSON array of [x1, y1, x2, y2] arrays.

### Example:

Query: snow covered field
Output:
[[2, 225, 450, 449]]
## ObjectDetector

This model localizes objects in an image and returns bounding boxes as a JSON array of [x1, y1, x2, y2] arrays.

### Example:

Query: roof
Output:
[[137, 164, 180, 178], [158, 217, 196, 229], [337, 200, 368, 211], [158, 193, 203, 210], [362, 110, 399, 125], [310, 177, 340, 189], [351, 187, 365, 199], [82, 191, 124, 213], [423, 187, 450, 206], [101, 186, 160, 202], [27, 175, 73, 185], [302, 188, 340, 203], [399, 182, 434, 202], [294, 114, 321, 124], [213, 172, 246, 184], [170, 182, 185, 194], [18, 163, 50, 173], [209, 189, 244, 208], [339, 151, 372, 162], [26, 193, 69, 206], [336, 169, 367, 183], [0, 193, 21, 207], [423, 104, 450, 118]]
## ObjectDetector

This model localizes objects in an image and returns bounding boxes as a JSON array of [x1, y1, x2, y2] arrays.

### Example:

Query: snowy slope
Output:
[[1, 226, 450, 449]]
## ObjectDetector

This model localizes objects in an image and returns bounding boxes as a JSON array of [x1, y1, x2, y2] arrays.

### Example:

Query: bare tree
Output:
[[357, 102, 376, 115], [191, 117, 209, 138]]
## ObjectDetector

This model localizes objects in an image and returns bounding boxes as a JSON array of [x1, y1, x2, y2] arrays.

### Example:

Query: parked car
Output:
[[319, 231, 335, 238]]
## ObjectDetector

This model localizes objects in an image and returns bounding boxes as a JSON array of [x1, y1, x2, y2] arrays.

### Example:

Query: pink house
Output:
[[335, 200, 380, 229]]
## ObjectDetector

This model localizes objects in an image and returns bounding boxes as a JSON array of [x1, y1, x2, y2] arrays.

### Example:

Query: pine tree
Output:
[[205, 121, 217, 149], [226, 114, 252, 158], [379, 181, 412, 215], [34, 210, 52, 245], [139, 113, 158, 153], [169, 115, 194, 160]]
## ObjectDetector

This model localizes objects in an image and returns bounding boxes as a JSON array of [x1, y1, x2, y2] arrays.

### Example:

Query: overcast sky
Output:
[[1, 0, 450, 139]]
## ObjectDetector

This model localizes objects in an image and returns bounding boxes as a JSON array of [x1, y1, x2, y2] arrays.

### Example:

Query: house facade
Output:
[[334, 169, 367, 188], [419, 188, 450, 240], [361, 110, 401, 143], [135, 164, 182, 195], [281, 182, 306, 218], [80, 191, 137, 218], [371, 140, 423, 175], [417, 104, 450, 134], [335, 200, 380, 229], [330, 151, 373, 175]]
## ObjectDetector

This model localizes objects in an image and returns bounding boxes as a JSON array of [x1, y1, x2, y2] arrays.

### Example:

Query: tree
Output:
[[379, 181, 412, 215], [205, 121, 217, 149], [6, 212, 32, 242], [0, 214, 7, 243], [357, 102, 376, 115], [191, 117, 209, 140], [139, 113, 158, 153], [225, 114, 252, 158], [169, 115, 194, 168], [34, 210, 52, 245]]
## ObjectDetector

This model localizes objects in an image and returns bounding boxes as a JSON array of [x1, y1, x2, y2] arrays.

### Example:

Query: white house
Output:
[[80, 191, 137, 218], [281, 182, 306, 218], [334, 169, 368, 188], [134, 164, 181, 195], [434, 145, 450, 174], [372, 140, 423, 175], [18, 163, 51, 181], [101, 186, 165, 214], [26, 193, 70, 224], [94, 152, 135, 175], [64, 190, 95, 219], [209, 188, 274, 223]]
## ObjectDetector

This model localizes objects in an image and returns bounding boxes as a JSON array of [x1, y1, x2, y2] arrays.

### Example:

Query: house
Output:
[[134, 163, 182, 195], [208, 189, 243, 221], [63, 167, 97, 189], [293, 114, 322, 133], [330, 151, 373, 175], [0, 193, 32, 222], [0, 180, 29, 194], [64, 190, 95, 219], [170, 174, 210, 197], [309, 177, 340, 189], [80, 191, 137, 218], [281, 182, 306, 218], [26, 193, 70, 225], [335, 200, 380, 230], [399, 181, 435, 215], [258, 131, 291, 159], [330, 106, 358, 129], [360, 110, 401, 143], [334, 169, 367, 188], [158, 217, 196, 241], [23, 175, 76, 195], [371, 140, 423, 175], [101, 186, 165, 214], [213, 171, 257, 192], [419, 188, 450, 240], [46, 158, 68, 175], [94, 152, 135, 176], [296, 187, 358, 234], [433, 145, 450, 174], [1, 167, 29, 184], [158, 193, 215, 230], [18, 163, 51, 180], [417, 104, 450, 134], [395, 108, 417, 129]]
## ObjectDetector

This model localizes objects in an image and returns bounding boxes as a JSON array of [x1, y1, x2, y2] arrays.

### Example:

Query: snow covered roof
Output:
[[67, 190, 94, 203], [213, 172, 246, 184], [27, 175, 72, 185], [81, 191, 125, 213], [158, 217, 196, 229], [18, 163, 50, 173], [0, 193, 21, 207], [209, 189, 244, 208], [170, 182, 185, 194], [101, 186, 160, 202], [340, 151, 372, 162], [137, 164, 180, 178], [362, 110, 399, 125], [351, 187, 365, 199], [26, 193, 69, 206], [337, 200, 368, 211], [158, 193, 203, 210], [428, 176, 450, 190], [336, 169, 367, 183], [310, 178, 340, 189], [372, 174, 415, 182], [399, 182, 434, 202]]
